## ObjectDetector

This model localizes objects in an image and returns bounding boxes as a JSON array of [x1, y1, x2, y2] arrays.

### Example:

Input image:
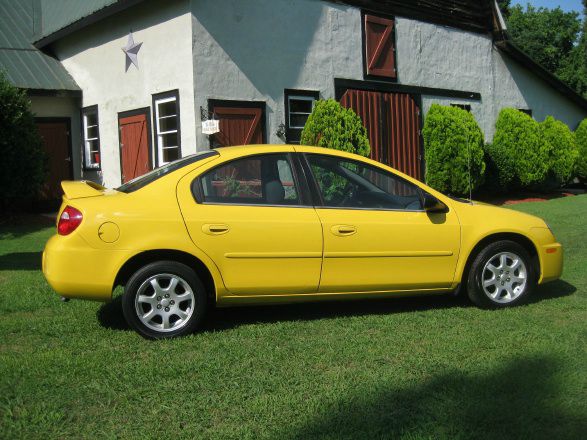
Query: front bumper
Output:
[[43, 234, 129, 301], [538, 242, 563, 284], [531, 227, 563, 284]]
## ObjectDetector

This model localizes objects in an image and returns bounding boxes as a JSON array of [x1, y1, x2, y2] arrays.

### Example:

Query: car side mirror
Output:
[[423, 193, 448, 213]]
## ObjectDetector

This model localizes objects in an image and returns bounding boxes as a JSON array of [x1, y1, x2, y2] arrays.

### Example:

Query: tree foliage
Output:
[[487, 108, 548, 189], [300, 99, 370, 157], [541, 116, 578, 185], [422, 104, 485, 196], [507, 4, 587, 98], [576, 118, 587, 179], [0, 72, 46, 211]]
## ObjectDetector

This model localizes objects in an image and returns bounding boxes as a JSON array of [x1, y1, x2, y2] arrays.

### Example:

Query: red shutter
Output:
[[211, 107, 264, 147], [119, 113, 151, 183], [364, 14, 396, 79]]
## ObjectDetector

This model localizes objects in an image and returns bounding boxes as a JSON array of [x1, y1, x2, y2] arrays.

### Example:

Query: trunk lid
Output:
[[61, 181, 106, 200]]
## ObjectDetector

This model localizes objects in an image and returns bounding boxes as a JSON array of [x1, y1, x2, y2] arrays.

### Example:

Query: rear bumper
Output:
[[42, 234, 128, 301]]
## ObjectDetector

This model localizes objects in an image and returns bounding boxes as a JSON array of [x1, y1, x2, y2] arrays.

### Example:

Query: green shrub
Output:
[[0, 72, 46, 212], [541, 116, 578, 185], [300, 99, 370, 157], [576, 119, 587, 179], [488, 108, 548, 189], [422, 104, 485, 195]]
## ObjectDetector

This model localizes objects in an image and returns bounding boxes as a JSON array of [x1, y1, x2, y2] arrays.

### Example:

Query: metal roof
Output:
[[37, 0, 118, 41], [0, 0, 79, 91], [34, 0, 145, 48]]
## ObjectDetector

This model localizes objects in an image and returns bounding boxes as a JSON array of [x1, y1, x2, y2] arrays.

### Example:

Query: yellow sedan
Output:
[[43, 145, 563, 338]]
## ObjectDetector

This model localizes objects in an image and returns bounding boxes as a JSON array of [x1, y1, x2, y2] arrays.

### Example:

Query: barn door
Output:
[[208, 100, 266, 148], [340, 89, 422, 180], [36, 119, 73, 200], [118, 109, 152, 183]]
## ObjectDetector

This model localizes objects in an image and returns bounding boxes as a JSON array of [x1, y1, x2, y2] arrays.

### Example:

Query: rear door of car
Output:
[[176, 150, 323, 296]]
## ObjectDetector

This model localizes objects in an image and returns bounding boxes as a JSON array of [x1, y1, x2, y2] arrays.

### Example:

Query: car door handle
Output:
[[331, 225, 357, 236], [202, 224, 230, 235]]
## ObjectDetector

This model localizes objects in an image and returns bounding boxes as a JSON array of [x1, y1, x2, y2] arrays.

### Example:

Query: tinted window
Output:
[[307, 154, 422, 210], [117, 150, 218, 193], [199, 154, 300, 206]]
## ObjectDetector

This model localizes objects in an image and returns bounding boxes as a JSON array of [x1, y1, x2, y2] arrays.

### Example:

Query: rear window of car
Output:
[[117, 150, 219, 193]]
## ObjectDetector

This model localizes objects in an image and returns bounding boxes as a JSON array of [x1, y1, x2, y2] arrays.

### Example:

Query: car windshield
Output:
[[117, 150, 219, 193]]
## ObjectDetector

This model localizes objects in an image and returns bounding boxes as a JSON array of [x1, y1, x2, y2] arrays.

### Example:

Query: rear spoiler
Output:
[[61, 181, 106, 200]]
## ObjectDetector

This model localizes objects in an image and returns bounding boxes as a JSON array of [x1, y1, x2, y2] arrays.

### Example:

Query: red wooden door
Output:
[[36, 120, 72, 200], [119, 112, 151, 183], [340, 89, 422, 180], [209, 104, 264, 147]]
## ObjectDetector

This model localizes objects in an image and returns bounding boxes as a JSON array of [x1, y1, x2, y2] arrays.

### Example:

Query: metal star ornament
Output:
[[122, 32, 142, 71]]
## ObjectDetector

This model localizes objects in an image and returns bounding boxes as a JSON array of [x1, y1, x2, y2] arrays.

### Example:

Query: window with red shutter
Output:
[[363, 14, 397, 79]]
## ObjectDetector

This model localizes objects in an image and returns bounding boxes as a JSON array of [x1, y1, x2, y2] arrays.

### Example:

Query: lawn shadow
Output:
[[202, 294, 470, 332], [97, 295, 130, 331], [0, 214, 55, 239], [283, 355, 585, 439], [0, 252, 42, 270], [530, 279, 576, 304], [96, 279, 576, 334]]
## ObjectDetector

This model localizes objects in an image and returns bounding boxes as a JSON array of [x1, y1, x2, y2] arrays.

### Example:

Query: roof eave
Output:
[[33, 0, 145, 49]]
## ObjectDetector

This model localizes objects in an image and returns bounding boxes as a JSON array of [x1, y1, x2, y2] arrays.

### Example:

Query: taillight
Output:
[[58, 206, 83, 236]]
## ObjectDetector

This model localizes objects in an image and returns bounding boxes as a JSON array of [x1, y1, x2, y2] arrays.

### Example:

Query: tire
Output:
[[466, 240, 535, 309], [122, 261, 207, 339]]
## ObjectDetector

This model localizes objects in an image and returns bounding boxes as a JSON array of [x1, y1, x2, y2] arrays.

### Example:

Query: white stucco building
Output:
[[2, 0, 586, 194]]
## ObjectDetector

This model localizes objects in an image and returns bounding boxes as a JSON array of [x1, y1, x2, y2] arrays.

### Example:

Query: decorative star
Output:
[[122, 32, 142, 71]]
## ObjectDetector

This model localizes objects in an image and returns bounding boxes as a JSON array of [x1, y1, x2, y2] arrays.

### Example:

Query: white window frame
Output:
[[82, 106, 100, 170], [285, 90, 319, 144], [288, 95, 315, 130], [153, 91, 181, 166]]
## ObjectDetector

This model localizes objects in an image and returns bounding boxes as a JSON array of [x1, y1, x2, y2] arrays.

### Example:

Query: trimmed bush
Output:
[[422, 104, 485, 195], [576, 119, 587, 179], [300, 99, 370, 157], [487, 108, 548, 189], [0, 72, 46, 212], [541, 116, 578, 185]]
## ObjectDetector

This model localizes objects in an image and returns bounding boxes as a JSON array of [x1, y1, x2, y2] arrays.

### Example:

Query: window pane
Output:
[[200, 154, 299, 205], [308, 155, 422, 210], [160, 132, 178, 149], [163, 147, 180, 163], [277, 159, 298, 200], [289, 98, 313, 113], [159, 115, 178, 132], [158, 99, 177, 118], [289, 114, 309, 129], [85, 113, 97, 127], [87, 139, 100, 154], [86, 124, 98, 139]]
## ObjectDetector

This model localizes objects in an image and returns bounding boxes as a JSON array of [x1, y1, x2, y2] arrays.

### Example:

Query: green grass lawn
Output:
[[1, 196, 586, 439]]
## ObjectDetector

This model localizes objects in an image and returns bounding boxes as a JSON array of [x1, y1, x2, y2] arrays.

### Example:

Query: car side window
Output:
[[307, 154, 423, 210], [198, 154, 300, 206]]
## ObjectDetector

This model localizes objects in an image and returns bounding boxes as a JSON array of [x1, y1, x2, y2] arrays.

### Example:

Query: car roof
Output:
[[213, 144, 365, 162]]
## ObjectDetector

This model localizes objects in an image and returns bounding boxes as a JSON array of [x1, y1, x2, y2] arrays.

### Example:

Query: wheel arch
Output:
[[458, 232, 540, 284], [114, 249, 216, 304]]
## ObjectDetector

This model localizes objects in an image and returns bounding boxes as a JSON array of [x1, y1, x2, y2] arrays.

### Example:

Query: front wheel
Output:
[[467, 240, 536, 308], [122, 261, 207, 339]]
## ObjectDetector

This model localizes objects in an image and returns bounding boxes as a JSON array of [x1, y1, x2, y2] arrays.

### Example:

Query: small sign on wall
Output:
[[202, 119, 220, 135]]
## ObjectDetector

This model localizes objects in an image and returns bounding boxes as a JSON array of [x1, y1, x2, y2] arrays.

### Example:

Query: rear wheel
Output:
[[467, 240, 535, 308], [122, 261, 207, 339]]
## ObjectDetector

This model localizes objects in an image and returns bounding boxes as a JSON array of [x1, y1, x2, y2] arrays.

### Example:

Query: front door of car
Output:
[[177, 152, 322, 296], [304, 153, 461, 293]]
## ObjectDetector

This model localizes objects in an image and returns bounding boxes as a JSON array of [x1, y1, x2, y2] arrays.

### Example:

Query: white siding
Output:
[[52, 0, 196, 187]]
